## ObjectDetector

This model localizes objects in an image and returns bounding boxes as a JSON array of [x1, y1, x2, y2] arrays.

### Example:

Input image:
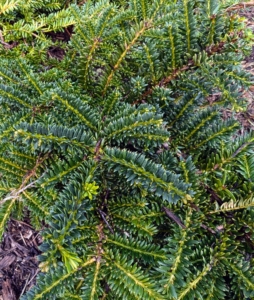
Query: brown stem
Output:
[[162, 207, 186, 228], [226, 2, 254, 11]]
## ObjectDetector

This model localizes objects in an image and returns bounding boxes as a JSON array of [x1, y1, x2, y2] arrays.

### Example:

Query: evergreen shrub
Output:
[[0, 0, 253, 299]]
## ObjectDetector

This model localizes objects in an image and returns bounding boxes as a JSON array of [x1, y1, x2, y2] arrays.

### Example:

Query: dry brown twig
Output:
[[226, 2, 254, 11], [0, 153, 49, 206], [0, 173, 46, 206]]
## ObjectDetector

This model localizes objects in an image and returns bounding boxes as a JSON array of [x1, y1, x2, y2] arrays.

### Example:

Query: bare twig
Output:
[[19, 274, 30, 297], [98, 209, 114, 234], [26, 269, 40, 289], [231, 142, 251, 158], [162, 207, 186, 229], [0, 173, 45, 206], [163, 206, 216, 234], [201, 224, 216, 234], [226, 2, 254, 11], [132, 64, 192, 105], [11, 219, 34, 229], [19, 231, 27, 247]]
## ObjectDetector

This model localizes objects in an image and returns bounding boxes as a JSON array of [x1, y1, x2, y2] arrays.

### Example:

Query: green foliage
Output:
[[0, 0, 253, 299]]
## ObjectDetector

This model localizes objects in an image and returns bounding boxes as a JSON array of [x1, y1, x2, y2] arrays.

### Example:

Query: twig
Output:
[[98, 209, 114, 234], [205, 186, 223, 205], [132, 64, 192, 105], [26, 269, 40, 289], [201, 224, 216, 234], [226, 2, 254, 11], [132, 31, 241, 106], [231, 142, 251, 158], [11, 218, 34, 229], [19, 231, 27, 247], [162, 207, 186, 228], [163, 206, 216, 234], [0, 173, 45, 206], [19, 274, 30, 297], [31, 231, 43, 246], [0, 30, 14, 49]]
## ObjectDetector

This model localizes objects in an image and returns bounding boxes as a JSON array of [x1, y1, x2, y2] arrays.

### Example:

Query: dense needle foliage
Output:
[[0, 0, 253, 299]]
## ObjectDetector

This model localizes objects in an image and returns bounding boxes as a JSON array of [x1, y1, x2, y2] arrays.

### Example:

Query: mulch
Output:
[[0, 220, 42, 300], [0, 5, 253, 300], [237, 6, 254, 129]]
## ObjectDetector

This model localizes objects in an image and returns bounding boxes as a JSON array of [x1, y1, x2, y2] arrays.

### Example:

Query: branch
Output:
[[0, 173, 46, 206], [98, 209, 114, 234], [0, 153, 49, 206], [162, 207, 186, 228], [132, 64, 192, 105], [226, 2, 254, 11], [132, 36, 234, 106]]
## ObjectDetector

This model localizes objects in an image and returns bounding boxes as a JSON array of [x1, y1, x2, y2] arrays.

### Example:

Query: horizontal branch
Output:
[[226, 2, 254, 11]]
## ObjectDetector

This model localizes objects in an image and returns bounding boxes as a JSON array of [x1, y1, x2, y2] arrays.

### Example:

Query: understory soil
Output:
[[0, 6, 253, 300]]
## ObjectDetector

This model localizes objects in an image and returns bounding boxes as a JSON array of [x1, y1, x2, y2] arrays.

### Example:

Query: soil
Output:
[[0, 5, 253, 300]]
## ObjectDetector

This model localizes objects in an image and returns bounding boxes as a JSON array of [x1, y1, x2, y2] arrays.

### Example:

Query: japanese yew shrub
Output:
[[0, 0, 253, 299]]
